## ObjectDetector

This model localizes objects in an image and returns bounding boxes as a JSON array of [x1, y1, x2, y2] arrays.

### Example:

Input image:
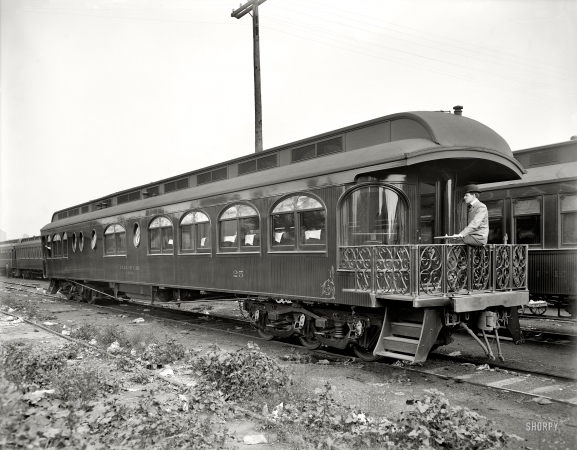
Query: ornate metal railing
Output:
[[339, 244, 528, 297]]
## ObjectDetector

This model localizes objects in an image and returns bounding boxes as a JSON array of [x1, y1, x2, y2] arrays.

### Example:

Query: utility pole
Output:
[[232, 0, 267, 153]]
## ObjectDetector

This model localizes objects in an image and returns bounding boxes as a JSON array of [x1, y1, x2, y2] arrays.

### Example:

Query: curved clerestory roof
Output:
[[42, 111, 525, 232]]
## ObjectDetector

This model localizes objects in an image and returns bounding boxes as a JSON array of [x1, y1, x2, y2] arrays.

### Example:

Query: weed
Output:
[[70, 323, 99, 342], [189, 342, 290, 401], [50, 362, 120, 403], [98, 323, 131, 348], [0, 341, 69, 389], [139, 336, 186, 365]]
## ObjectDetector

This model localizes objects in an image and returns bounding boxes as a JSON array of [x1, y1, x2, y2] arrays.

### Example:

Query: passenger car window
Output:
[[149, 216, 174, 254], [180, 211, 211, 254], [104, 224, 127, 256], [271, 195, 326, 251], [219, 204, 259, 253]]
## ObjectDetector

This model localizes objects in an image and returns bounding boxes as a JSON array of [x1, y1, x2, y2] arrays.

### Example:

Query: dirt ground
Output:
[[1, 279, 576, 449]]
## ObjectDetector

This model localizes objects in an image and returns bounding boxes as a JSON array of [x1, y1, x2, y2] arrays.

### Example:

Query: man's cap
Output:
[[464, 184, 481, 194]]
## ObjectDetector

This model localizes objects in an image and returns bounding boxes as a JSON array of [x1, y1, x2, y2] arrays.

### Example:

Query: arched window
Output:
[[104, 224, 127, 256], [72, 233, 77, 253], [271, 194, 326, 251], [62, 232, 68, 258], [149, 216, 173, 254], [91, 230, 97, 250], [53, 234, 61, 258], [180, 211, 211, 253], [340, 185, 408, 246], [219, 204, 259, 252], [133, 223, 141, 248], [79, 232, 84, 252]]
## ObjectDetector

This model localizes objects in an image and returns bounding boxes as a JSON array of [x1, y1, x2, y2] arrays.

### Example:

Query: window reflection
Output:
[[341, 186, 407, 246]]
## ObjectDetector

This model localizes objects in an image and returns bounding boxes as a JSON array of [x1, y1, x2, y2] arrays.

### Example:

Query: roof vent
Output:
[[453, 105, 463, 116], [570, 135, 577, 141]]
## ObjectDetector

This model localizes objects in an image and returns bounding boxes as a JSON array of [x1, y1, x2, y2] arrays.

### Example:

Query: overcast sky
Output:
[[1, 0, 575, 239]]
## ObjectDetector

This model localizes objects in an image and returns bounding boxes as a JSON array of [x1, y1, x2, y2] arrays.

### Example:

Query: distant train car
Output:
[[0, 236, 44, 279], [479, 138, 577, 316], [41, 108, 529, 362]]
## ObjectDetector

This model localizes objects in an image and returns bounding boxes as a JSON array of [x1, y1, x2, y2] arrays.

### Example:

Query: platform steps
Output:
[[373, 307, 443, 363]]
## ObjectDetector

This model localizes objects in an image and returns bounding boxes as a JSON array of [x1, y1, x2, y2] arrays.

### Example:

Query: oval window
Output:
[[72, 233, 77, 252], [79, 232, 84, 252], [133, 223, 141, 248], [91, 230, 97, 250]]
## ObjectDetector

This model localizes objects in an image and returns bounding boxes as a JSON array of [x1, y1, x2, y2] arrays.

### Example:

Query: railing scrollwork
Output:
[[339, 244, 528, 297]]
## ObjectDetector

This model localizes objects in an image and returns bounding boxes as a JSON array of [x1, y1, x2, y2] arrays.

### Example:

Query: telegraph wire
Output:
[[269, 4, 575, 82], [265, 13, 575, 93], [287, 0, 574, 75], [260, 24, 572, 106]]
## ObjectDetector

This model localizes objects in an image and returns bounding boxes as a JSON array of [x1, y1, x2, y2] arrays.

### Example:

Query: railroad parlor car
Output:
[[0, 236, 44, 278], [479, 138, 577, 316], [41, 109, 529, 362]]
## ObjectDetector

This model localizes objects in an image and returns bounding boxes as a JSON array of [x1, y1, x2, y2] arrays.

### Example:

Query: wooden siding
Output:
[[528, 249, 577, 297]]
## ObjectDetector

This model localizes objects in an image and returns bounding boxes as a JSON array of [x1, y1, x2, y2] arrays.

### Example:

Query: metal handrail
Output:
[[339, 243, 528, 297]]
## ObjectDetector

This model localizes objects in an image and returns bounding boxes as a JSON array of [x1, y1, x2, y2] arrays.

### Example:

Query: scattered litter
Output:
[[369, 383, 387, 387], [125, 388, 140, 392], [159, 367, 174, 377], [235, 326, 243, 330], [132, 318, 145, 323], [262, 404, 269, 416], [9, 318, 23, 324], [89, 339, 98, 345], [118, 314, 129, 318], [143, 309, 150, 311], [107, 341, 121, 354], [25, 389, 55, 401], [461, 363, 476, 368], [533, 397, 553, 405], [476, 364, 494, 371], [244, 435, 267, 445], [317, 360, 330, 365], [61, 330, 71, 336], [272, 402, 284, 417], [7, 308, 15, 313], [119, 304, 128, 307], [394, 392, 405, 396], [448, 351, 462, 357]]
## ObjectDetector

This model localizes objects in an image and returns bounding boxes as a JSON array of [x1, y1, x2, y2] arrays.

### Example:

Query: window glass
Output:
[[79, 232, 84, 252], [219, 203, 259, 252], [240, 217, 260, 248], [150, 228, 161, 252], [197, 222, 210, 249], [270, 194, 325, 251], [341, 186, 408, 246], [562, 212, 577, 244], [181, 225, 193, 250], [220, 220, 238, 249], [561, 194, 577, 212], [272, 213, 295, 246], [180, 211, 210, 253], [300, 210, 326, 245], [516, 215, 541, 245], [514, 198, 541, 215], [133, 224, 140, 248], [105, 226, 116, 254], [488, 219, 504, 244], [117, 227, 126, 254], [91, 230, 97, 250], [72, 233, 77, 252], [62, 233, 68, 258], [53, 234, 61, 257], [149, 216, 173, 254]]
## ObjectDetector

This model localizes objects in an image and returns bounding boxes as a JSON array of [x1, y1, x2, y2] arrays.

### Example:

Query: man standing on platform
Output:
[[452, 184, 488, 246]]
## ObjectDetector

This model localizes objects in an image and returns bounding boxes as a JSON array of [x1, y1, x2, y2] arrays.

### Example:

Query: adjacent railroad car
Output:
[[479, 138, 577, 316], [41, 109, 529, 362], [0, 236, 44, 278]]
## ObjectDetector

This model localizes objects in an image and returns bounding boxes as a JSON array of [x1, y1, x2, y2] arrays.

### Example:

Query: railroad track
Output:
[[2, 279, 577, 407]]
